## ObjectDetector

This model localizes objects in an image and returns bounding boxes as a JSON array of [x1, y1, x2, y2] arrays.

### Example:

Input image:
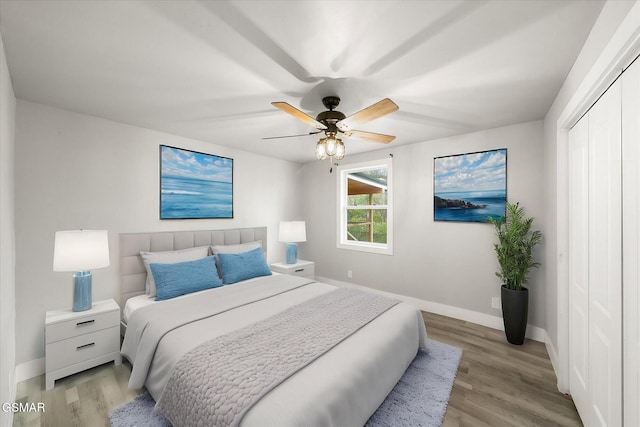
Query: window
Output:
[[337, 158, 393, 255]]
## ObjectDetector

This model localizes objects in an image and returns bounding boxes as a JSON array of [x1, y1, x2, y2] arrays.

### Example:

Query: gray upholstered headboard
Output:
[[119, 227, 267, 308]]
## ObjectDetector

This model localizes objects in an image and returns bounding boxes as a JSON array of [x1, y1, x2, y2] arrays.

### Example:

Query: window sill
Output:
[[337, 241, 393, 255]]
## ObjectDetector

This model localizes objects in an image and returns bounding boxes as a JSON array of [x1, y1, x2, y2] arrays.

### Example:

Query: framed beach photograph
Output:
[[433, 148, 507, 223], [160, 145, 233, 219]]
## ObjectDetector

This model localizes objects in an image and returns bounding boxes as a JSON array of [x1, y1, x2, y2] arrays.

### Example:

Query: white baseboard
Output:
[[544, 332, 568, 393], [316, 276, 546, 343], [545, 331, 559, 373], [15, 358, 44, 383]]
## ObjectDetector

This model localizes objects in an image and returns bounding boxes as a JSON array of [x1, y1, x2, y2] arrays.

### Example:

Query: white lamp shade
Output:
[[279, 221, 307, 243], [53, 230, 110, 272]]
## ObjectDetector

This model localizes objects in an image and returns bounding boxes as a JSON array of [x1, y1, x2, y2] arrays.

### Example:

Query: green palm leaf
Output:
[[487, 202, 542, 290]]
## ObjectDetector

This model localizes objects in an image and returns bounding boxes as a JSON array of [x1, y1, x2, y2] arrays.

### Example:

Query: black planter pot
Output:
[[501, 285, 528, 345]]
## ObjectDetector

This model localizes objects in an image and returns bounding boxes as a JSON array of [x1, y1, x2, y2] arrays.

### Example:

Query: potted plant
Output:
[[487, 202, 542, 345]]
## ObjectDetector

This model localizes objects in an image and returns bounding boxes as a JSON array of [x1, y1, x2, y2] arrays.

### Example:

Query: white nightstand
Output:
[[270, 259, 315, 278], [45, 299, 121, 390]]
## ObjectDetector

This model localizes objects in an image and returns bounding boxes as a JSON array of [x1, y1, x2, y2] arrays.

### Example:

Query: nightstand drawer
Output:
[[46, 327, 120, 371], [46, 309, 119, 343], [288, 264, 314, 277], [270, 260, 315, 277]]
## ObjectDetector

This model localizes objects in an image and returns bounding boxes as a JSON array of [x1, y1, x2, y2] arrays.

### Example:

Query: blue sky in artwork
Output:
[[161, 146, 232, 183], [434, 149, 506, 193]]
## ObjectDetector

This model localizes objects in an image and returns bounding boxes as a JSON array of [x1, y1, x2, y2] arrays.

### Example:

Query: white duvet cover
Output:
[[121, 275, 428, 427], [122, 273, 284, 323]]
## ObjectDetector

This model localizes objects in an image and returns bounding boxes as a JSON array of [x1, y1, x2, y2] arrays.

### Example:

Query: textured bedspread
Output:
[[122, 274, 314, 389], [156, 288, 400, 427], [122, 276, 428, 426]]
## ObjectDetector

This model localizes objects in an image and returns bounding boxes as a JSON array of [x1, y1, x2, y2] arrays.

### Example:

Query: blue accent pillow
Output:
[[217, 247, 272, 285], [150, 256, 223, 301]]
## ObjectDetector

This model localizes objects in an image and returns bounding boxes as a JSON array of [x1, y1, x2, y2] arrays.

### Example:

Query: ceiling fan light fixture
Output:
[[315, 139, 328, 160], [268, 97, 398, 162], [335, 140, 345, 160], [325, 135, 338, 156]]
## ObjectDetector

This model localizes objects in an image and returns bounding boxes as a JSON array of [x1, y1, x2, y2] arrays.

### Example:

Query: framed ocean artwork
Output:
[[433, 148, 507, 223], [160, 145, 233, 219]]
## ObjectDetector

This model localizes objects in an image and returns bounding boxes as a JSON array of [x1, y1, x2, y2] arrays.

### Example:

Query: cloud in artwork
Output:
[[434, 149, 506, 193], [161, 146, 233, 183]]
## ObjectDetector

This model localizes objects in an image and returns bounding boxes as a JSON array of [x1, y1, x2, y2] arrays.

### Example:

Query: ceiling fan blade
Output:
[[344, 130, 396, 144], [337, 98, 399, 131], [271, 102, 328, 130], [262, 131, 323, 140]]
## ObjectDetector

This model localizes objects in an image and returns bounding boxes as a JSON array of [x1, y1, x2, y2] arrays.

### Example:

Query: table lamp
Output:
[[53, 230, 110, 312], [279, 221, 306, 264]]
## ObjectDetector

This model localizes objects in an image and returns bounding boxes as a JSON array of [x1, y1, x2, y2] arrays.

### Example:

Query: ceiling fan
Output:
[[265, 96, 399, 160]]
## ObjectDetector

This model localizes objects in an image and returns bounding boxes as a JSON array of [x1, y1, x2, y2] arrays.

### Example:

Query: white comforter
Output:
[[121, 275, 428, 426]]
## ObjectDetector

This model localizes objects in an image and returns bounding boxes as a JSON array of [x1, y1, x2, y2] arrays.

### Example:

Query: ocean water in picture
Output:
[[434, 149, 507, 223], [160, 145, 233, 219], [161, 175, 233, 219], [434, 190, 506, 222]]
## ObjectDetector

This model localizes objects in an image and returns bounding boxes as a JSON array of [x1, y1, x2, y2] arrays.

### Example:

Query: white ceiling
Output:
[[0, 0, 604, 163]]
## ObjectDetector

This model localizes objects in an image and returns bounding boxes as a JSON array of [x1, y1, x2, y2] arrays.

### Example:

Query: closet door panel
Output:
[[622, 57, 640, 427], [587, 79, 622, 427], [568, 114, 590, 422]]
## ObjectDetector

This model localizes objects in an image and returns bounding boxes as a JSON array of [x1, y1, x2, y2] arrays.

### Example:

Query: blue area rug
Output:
[[110, 339, 462, 427]]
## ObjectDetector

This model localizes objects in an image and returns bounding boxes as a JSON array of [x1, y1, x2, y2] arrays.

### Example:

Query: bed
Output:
[[119, 228, 428, 427]]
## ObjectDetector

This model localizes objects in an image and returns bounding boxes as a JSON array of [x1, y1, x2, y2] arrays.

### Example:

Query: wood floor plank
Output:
[[13, 311, 582, 426], [422, 312, 582, 426], [42, 386, 69, 427]]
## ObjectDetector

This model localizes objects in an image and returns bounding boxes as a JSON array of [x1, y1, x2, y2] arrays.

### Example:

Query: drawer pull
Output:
[[76, 320, 95, 327], [77, 343, 95, 350], [295, 268, 305, 273]]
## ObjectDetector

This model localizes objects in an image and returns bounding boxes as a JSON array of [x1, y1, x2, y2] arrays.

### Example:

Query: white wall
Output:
[[0, 32, 17, 427], [302, 121, 545, 328], [14, 100, 304, 368], [543, 0, 635, 368]]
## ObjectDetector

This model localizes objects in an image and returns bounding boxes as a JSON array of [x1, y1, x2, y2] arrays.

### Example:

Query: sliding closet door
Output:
[[568, 114, 590, 419], [622, 58, 640, 427], [587, 78, 622, 427], [569, 77, 622, 427]]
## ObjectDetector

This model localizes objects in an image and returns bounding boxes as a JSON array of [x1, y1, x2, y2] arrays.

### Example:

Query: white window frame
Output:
[[337, 158, 393, 255]]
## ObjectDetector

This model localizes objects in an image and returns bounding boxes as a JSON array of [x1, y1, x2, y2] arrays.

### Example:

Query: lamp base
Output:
[[286, 243, 298, 264], [73, 271, 92, 312]]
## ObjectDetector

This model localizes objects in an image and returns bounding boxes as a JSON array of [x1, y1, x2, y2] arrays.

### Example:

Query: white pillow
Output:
[[211, 241, 262, 256], [140, 246, 210, 297]]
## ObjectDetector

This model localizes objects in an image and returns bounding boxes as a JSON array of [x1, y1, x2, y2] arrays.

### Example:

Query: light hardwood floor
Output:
[[13, 312, 582, 426], [425, 312, 583, 426]]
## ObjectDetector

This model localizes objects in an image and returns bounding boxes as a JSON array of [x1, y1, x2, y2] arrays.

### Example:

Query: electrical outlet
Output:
[[347, 270, 353, 279], [491, 297, 501, 309]]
